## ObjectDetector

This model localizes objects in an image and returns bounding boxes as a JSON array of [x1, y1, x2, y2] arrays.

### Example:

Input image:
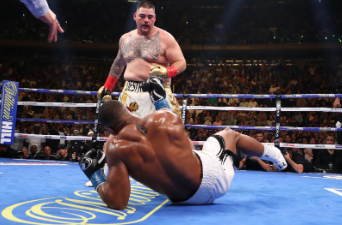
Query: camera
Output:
[[70, 140, 86, 156]]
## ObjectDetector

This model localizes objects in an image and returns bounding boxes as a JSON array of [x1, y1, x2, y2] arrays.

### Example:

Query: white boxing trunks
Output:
[[174, 136, 236, 205], [119, 81, 176, 117]]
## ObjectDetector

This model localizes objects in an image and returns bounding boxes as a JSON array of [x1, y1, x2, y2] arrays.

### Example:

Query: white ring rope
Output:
[[187, 106, 342, 113], [191, 141, 342, 150], [7, 101, 342, 113], [15, 134, 342, 150], [15, 133, 107, 141], [16, 102, 97, 107]]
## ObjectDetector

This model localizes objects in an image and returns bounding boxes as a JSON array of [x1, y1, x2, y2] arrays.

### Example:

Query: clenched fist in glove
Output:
[[149, 65, 178, 82], [142, 77, 171, 110], [142, 77, 166, 103], [98, 76, 118, 101], [97, 86, 112, 102], [79, 149, 106, 190]]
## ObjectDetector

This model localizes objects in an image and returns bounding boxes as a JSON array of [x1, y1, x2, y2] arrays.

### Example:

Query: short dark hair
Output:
[[99, 100, 127, 128], [137, 1, 155, 12], [255, 131, 263, 136]]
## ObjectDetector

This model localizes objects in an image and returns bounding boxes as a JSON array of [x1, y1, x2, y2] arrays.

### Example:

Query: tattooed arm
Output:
[[97, 37, 127, 100], [108, 38, 127, 79]]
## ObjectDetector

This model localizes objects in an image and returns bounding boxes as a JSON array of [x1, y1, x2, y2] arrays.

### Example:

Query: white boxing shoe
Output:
[[260, 144, 287, 170], [85, 180, 93, 187]]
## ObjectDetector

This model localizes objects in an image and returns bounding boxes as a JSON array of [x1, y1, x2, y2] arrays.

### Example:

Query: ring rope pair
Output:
[[5, 86, 342, 151]]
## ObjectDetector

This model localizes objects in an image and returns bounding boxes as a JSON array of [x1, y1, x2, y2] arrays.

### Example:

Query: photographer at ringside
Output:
[[68, 130, 90, 162]]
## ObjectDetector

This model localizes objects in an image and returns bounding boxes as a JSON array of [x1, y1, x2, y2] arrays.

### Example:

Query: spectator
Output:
[[212, 116, 223, 126], [25, 124, 46, 153], [36, 146, 58, 160], [0, 145, 17, 158], [203, 112, 212, 125], [254, 131, 264, 142], [314, 134, 342, 173], [10, 123, 26, 152], [20, 147, 30, 159], [248, 98, 258, 107], [269, 82, 280, 94], [57, 144, 71, 161], [29, 145, 39, 159], [239, 98, 249, 107], [225, 114, 235, 126]]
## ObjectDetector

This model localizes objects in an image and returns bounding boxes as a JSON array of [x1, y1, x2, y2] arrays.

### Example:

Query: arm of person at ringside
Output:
[[20, 0, 49, 17], [238, 156, 246, 170], [20, 0, 64, 43], [164, 33, 186, 75], [272, 164, 279, 172], [97, 144, 130, 210], [284, 153, 304, 174], [250, 156, 271, 172], [333, 98, 341, 108]]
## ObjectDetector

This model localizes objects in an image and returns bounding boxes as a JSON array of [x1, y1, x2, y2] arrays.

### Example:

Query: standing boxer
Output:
[[97, 1, 186, 118]]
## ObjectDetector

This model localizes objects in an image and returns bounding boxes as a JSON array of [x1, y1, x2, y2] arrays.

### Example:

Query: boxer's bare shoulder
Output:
[[143, 110, 186, 147], [155, 27, 177, 42], [105, 124, 152, 161], [146, 109, 183, 130]]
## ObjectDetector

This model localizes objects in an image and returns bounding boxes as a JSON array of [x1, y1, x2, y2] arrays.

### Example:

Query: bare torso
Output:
[[105, 110, 202, 202], [120, 28, 172, 83]]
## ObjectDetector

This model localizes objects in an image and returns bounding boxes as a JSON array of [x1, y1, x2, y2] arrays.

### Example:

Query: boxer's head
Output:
[[134, 1, 156, 35], [99, 100, 134, 135]]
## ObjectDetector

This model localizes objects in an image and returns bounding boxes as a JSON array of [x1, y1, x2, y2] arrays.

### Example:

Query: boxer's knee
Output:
[[215, 128, 238, 154]]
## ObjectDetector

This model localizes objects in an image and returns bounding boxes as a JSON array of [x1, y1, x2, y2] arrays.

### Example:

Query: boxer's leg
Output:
[[213, 128, 287, 170]]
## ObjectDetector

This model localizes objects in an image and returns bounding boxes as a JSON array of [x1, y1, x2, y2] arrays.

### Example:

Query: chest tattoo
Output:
[[122, 32, 161, 63]]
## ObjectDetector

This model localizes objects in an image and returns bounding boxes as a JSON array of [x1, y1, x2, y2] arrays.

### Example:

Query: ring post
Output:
[[182, 94, 188, 124], [275, 95, 282, 150], [92, 98, 103, 149]]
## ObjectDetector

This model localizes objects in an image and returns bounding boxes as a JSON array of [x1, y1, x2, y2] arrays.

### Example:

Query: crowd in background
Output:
[[1, 49, 342, 173], [1, 0, 341, 44]]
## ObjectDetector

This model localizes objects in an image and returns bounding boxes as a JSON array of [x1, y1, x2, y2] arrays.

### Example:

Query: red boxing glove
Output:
[[104, 76, 118, 91], [166, 65, 178, 78]]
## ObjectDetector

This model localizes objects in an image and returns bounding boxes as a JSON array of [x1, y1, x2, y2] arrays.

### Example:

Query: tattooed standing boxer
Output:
[[97, 1, 186, 118]]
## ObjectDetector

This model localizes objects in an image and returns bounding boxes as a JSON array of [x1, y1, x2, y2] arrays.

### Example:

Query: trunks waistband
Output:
[[124, 81, 145, 92], [123, 80, 171, 93]]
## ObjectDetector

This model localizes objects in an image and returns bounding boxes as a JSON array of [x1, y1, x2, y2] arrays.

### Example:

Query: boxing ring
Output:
[[1, 87, 342, 224]]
